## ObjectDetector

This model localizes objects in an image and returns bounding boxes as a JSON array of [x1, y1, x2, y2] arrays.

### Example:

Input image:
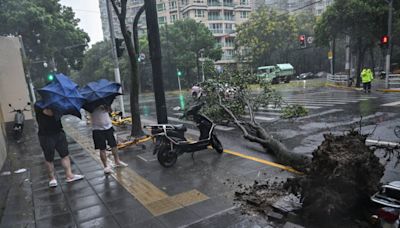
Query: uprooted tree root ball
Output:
[[235, 131, 385, 227]]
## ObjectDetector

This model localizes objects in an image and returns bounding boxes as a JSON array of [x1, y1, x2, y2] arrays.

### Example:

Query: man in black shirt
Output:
[[35, 103, 84, 187]]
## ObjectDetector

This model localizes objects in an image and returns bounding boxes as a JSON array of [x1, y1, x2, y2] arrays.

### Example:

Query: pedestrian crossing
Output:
[[163, 92, 400, 130]]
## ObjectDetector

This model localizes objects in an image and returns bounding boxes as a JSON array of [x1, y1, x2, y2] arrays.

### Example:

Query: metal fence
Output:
[[388, 74, 400, 88], [327, 74, 349, 84]]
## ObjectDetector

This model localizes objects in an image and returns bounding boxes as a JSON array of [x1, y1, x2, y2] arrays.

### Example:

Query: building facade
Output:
[[99, 0, 253, 63], [99, 0, 145, 40]]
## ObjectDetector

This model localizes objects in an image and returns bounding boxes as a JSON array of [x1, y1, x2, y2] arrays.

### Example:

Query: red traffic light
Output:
[[381, 35, 389, 45], [299, 35, 305, 41]]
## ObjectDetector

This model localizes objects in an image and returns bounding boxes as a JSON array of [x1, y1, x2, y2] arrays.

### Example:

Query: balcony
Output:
[[208, 1, 221, 6], [209, 29, 224, 34], [222, 2, 234, 7], [224, 16, 234, 21], [208, 16, 223, 20]]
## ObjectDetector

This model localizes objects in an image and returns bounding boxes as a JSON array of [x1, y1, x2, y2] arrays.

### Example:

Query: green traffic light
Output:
[[47, 74, 54, 81], [177, 71, 182, 77]]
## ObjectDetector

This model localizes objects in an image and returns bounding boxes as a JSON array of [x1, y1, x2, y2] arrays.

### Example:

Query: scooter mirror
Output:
[[8, 104, 11, 107], [27, 102, 31, 105]]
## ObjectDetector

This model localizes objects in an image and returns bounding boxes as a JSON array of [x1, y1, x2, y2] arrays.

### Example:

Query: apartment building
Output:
[[156, 0, 253, 63], [99, 0, 145, 40], [99, 0, 253, 63]]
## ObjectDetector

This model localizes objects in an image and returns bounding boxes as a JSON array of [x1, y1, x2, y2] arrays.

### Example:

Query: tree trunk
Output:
[[111, 0, 144, 137], [355, 38, 366, 88], [369, 47, 375, 74], [196, 52, 200, 82]]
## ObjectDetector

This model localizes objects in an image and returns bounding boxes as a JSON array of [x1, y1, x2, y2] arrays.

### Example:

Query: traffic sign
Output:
[[307, 36, 314, 44]]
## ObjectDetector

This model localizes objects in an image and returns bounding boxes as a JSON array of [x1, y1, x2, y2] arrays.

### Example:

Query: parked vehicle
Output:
[[256, 63, 295, 84], [9, 102, 30, 140], [297, 72, 315, 80], [191, 83, 204, 98], [371, 181, 400, 209], [371, 207, 400, 228], [145, 102, 223, 167]]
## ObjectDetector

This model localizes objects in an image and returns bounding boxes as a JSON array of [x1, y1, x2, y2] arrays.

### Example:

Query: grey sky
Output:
[[60, 0, 103, 45]]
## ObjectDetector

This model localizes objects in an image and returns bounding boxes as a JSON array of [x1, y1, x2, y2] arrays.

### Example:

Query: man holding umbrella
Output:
[[36, 74, 85, 187], [80, 79, 128, 174]]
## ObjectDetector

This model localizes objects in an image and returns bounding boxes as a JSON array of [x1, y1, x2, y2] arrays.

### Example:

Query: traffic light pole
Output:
[[144, 0, 168, 124], [106, 0, 125, 116], [385, 0, 393, 89]]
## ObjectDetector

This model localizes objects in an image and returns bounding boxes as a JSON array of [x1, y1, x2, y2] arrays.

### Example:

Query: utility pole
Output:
[[106, 0, 125, 116], [385, 0, 393, 89], [144, 0, 168, 124], [345, 35, 351, 86]]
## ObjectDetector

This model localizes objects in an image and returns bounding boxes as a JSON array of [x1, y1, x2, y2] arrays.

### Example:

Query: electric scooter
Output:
[[9, 102, 30, 140], [145, 102, 223, 167]]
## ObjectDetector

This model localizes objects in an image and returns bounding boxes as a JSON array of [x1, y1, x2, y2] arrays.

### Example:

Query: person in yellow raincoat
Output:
[[361, 68, 374, 93]]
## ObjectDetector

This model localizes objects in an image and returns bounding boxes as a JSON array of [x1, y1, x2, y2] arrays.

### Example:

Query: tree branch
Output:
[[133, 6, 145, 53], [109, 0, 121, 17]]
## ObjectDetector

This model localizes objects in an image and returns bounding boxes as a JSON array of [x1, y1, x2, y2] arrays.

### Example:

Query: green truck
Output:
[[256, 63, 295, 84]]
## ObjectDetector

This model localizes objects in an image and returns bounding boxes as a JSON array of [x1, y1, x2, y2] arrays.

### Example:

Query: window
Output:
[[208, 11, 220, 20], [157, 3, 165, 11], [223, 0, 233, 6], [158, 16, 166, 24], [240, 11, 248, 18], [182, 12, 188, 18], [170, 14, 177, 22], [225, 37, 234, 47], [225, 23, 234, 33], [209, 23, 223, 33], [224, 11, 234, 20], [169, 1, 177, 9], [194, 0, 204, 3], [181, 0, 188, 5], [195, 10, 204, 17], [240, 0, 248, 5]]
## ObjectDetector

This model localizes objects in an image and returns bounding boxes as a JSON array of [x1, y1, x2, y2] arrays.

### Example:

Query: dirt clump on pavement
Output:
[[235, 131, 385, 227]]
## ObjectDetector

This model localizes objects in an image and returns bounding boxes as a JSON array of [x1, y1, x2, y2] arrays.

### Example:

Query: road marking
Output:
[[381, 101, 400, 106], [223, 149, 302, 174], [295, 109, 343, 120], [244, 115, 276, 121], [63, 125, 209, 217], [366, 139, 400, 147]]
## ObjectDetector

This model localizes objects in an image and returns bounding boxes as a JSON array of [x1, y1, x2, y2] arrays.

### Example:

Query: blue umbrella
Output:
[[80, 79, 122, 113], [37, 74, 86, 118]]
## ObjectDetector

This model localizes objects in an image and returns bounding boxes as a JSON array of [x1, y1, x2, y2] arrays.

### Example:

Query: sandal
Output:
[[49, 179, 58, 188], [66, 174, 84, 183]]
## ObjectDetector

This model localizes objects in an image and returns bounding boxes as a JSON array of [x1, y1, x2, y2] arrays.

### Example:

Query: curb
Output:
[[376, 88, 400, 93]]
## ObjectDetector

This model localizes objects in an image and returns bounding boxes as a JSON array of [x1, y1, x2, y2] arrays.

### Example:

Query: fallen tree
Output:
[[198, 70, 395, 226]]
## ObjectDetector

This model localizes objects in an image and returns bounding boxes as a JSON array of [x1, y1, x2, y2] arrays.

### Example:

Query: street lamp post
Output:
[[199, 49, 205, 82], [385, 0, 393, 89]]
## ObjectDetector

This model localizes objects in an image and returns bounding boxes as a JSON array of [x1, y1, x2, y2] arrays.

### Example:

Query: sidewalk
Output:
[[0, 118, 292, 227]]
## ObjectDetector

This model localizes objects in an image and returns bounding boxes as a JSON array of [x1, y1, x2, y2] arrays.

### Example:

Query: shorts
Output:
[[92, 127, 117, 150], [39, 131, 69, 162]]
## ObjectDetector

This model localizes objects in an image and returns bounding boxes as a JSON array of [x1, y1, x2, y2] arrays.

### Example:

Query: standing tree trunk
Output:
[[355, 37, 367, 88], [110, 0, 144, 137]]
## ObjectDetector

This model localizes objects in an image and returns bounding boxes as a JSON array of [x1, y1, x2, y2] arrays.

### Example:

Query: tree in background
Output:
[[315, 0, 389, 87], [160, 19, 222, 88], [109, 0, 144, 137], [0, 0, 89, 87], [236, 7, 297, 68]]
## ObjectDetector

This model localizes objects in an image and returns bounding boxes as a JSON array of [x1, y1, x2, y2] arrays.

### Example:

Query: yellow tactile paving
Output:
[[63, 124, 208, 216]]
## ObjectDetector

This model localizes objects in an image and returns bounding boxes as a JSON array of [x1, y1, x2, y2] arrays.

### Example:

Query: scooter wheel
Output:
[[157, 147, 177, 168], [211, 134, 223, 154]]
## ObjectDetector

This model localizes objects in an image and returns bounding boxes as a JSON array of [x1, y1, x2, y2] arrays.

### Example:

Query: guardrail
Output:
[[388, 74, 400, 88], [327, 74, 349, 84]]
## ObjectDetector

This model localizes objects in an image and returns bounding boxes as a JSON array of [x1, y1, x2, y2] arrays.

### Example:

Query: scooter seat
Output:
[[172, 124, 187, 132]]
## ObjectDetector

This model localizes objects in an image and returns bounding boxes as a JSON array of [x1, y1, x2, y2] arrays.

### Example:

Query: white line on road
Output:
[[366, 139, 400, 147], [244, 115, 276, 121], [295, 109, 343, 120], [381, 101, 400, 106]]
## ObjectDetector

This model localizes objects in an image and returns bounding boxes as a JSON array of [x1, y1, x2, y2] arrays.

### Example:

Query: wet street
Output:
[[1, 79, 400, 227]]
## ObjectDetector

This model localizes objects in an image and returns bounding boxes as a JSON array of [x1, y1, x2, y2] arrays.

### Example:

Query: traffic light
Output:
[[299, 35, 306, 48], [47, 73, 54, 82], [115, 38, 125, 58], [177, 69, 182, 77], [381, 35, 389, 47]]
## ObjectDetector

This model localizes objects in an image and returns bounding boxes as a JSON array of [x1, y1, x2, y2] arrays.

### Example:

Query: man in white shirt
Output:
[[91, 105, 127, 174]]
